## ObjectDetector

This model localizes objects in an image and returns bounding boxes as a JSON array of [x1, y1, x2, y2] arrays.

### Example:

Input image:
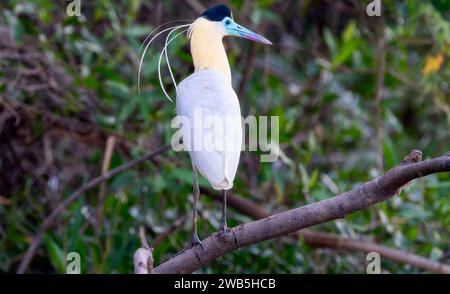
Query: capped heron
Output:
[[139, 4, 271, 249]]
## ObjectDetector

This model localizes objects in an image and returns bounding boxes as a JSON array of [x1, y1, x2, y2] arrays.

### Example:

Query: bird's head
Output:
[[193, 4, 272, 45]]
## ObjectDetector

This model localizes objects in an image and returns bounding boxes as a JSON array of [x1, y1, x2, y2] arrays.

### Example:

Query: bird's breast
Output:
[[176, 70, 242, 190]]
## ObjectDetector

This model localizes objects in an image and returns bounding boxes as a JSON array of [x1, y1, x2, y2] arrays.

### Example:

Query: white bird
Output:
[[177, 4, 271, 248], [139, 4, 271, 249]]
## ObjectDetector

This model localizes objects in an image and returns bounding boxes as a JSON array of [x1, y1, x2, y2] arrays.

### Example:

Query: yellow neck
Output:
[[189, 18, 231, 85]]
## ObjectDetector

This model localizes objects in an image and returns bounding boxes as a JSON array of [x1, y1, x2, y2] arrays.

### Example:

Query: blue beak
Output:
[[226, 20, 272, 45]]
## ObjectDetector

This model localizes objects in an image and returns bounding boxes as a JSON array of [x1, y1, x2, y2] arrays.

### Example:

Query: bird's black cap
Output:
[[200, 4, 232, 21]]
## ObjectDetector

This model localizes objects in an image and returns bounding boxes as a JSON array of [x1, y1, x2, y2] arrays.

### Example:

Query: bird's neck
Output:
[[190, 20, 232, 85]]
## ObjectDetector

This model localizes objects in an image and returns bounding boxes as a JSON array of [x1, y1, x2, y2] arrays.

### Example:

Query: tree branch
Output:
[[134, 227, 153, 274], [152, 150, 450, 274], [205, 189, 450, 274], [301, 231, 450, 274]]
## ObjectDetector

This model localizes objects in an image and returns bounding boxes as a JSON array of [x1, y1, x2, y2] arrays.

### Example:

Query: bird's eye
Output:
[[225, 20, 231, 26]]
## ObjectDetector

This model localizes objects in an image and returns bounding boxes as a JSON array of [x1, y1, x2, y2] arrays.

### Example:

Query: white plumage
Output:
[[176, 69, 242, 190]]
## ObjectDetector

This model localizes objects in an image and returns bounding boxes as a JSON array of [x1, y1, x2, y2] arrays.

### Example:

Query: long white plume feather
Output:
[[157, 28, 189, 102], [137, 23, 192, 97], [138, 20, 193, 54]]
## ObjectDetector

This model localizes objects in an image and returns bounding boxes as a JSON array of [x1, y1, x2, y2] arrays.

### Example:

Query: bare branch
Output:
[[134, 248, 153, 274], [134, 226, 154, 274], [95, 135, 117, 234], [152, 150, 450, 274], [205, 189, 450, 274], [139, 226, 150, 250], [301, 231, 450, 274], [151, 215, 189, 248], [374, 10, 386, 172]]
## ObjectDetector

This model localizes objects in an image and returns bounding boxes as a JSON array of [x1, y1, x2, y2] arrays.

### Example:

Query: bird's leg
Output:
[[219, 189, 228, 233], [190, 166, 205, 250]]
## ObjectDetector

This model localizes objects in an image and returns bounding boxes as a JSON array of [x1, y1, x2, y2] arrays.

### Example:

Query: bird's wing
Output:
[[176, 70, 242, 190]]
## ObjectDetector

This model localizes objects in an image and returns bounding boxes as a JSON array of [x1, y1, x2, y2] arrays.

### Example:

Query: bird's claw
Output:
[[218, 224, 230, 235], [190, 234, 206, 251]]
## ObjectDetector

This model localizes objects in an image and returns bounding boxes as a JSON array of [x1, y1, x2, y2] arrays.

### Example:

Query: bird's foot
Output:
[[190, 234, 206, 251], [218, 223, 230, 235]]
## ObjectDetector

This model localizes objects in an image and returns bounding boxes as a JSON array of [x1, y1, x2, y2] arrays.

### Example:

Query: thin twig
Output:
[[151, 215, 189, 248], [139, 226, 150, 249], [95, 135, 117, 234], [387, 68, 423, 94], [374, 10, 386, 172]]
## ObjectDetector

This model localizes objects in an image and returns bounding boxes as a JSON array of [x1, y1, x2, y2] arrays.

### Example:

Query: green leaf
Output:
[[382, 138, 396, 170], [323, 29, 337, 58], [43, 235, 65, 273], [332, 40, 360, 69], [309, 169, 319, 190], [124, 25, 153, 38], [343, 21, 357, 43], [431, 0, 450, 13]]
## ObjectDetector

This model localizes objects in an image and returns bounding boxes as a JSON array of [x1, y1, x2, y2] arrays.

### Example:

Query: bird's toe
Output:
[[190, 235, 206, 251], [218, 224, 230, 235]]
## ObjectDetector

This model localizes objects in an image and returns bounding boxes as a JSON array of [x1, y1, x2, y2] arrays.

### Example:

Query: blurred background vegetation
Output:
[[0, 0, 449, 273]]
